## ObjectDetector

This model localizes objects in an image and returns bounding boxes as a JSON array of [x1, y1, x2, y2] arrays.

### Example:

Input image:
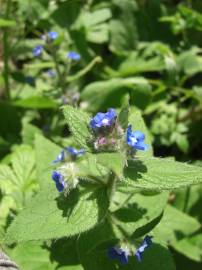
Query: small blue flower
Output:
[[33, 45, 43, 57], [52, 171, 65, 192], [108, 247, 129, 265], [126, 125, 148, 151], [53, 150, 65, 164], [66, 147, 85, 157], [90, 108, 117, 129], [135, 236, 153, 262], [48, 31, 58, 40], [67, 51, 81, 61]]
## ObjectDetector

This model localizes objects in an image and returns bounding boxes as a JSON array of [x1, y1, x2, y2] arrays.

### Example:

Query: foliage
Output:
[[1, 0, 202, 270]]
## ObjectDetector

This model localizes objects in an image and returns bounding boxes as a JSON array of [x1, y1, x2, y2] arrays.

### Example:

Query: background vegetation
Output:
[[0, 0, 202, 269]]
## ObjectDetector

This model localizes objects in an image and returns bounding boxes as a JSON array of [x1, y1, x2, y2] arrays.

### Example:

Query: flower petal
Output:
[[135, 141, 149, 151], [133, 130, 145, 141]]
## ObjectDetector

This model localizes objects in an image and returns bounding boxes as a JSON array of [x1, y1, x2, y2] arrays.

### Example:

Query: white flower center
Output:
[[130, 137, 137, 144], [102, 118, 109, 125]]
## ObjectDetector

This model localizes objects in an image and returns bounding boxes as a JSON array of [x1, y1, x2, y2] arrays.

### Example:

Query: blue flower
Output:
[[135, 236, 153, 262], [126, 125, 148, 151], [53, 150, 65, 164], [48, 31, 58, 40], [66, 147, 85, 157], [108, 247, 129, 265], [33, 45, 43, 57], [67, 51, 81, 61], [90, 108, 117, 129], [52, 171, 65, 192]]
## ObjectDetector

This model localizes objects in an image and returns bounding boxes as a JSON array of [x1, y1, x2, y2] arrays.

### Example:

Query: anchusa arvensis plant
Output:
[[51, 107, 152, 265]]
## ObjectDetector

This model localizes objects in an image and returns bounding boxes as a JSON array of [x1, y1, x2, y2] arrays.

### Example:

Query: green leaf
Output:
[[8, 238, 85, 270], [50, 237, 84, 269], [172, 235, 202, 262], [111, 191, 168, 238], [21, 122, 42, 146], [177, 47, 202, 76], [0, 145, 37, 201], [35, 134, 62, 188], [11, 145, 35, 186], [0, 145, 37, 233], [0, 18, 16, 27], [73, 8, 112, 44], [63, 105, 91, 150], [81, 77, 151, 111], [121, 157, 202, 191], [5, 185, 108, 243], [96, 152, 125, 178], [117, 52, 165, 76], [153, 205, 201, 244], [7, 242, 56, 270], [0, 164, 18, 192], [77, 153, 106, 178], [14, 96, 57, 109], [109, 0, 138, 53]]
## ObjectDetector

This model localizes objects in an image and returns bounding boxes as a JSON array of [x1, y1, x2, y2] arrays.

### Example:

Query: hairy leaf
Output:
[[63, 105, 91, 150], [5, 185, 108, 243], [121, 157, 202, 191]]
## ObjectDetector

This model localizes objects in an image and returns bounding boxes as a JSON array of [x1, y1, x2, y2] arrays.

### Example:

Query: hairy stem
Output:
[[49, 44, 66, 94], [107, 172, 117, 206]]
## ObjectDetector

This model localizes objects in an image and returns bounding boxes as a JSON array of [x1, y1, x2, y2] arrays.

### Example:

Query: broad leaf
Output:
[[5, 185, 108, 243], [63, 105, 91, 150], [121, 157, 202, 191], [111, 191, 168, 238], [96, 153, 125, 178], [8, 242, 56, 270], [35, 134, 61, 188], [0, 18, 16, 27], [153, 205, 201, 244], [172, 235, 202, 262], [81, 77, 151, 112], [14, 96, 57, 109]]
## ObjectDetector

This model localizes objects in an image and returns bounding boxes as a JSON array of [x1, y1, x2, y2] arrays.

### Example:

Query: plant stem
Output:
[[67, 56, 102, 82], [49, 44, 66, 94], [107, 172, 117, 206], [3, 0, 12, 100]]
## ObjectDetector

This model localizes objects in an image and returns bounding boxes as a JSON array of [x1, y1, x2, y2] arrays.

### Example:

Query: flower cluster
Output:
[[89, 108, 148, 152], [51, 108, 148, 192], [32, 31, 81, 61], [108, 236, 153, 265], [33, 30, 58, 57], [90, 108, 117, 129], [90, 108, 120, 151], [51, 147, 84, 192]]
